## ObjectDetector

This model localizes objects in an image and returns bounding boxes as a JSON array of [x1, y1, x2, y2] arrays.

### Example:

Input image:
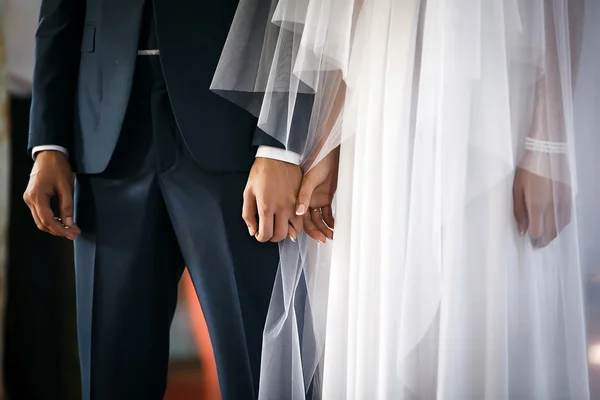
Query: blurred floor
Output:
[[163, 275, 600, 400], [3, 275, 600, 399], [165, 361, 204, 400], [165, 271, 221, 400]]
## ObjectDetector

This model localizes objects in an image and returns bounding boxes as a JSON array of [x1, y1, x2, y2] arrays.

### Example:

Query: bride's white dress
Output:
[[212, 0, 596, 398]]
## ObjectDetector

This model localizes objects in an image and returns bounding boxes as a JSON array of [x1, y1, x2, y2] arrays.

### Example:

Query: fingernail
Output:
[[289, 235, 297, 243], [296, 205, 306, 216], [519, 225, 526, 235], [248, 227, 255, 236], [65, 217, 74, 227]]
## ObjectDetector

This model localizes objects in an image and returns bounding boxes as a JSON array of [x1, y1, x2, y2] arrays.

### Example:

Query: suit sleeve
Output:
[[28, 0, 86, 156], [252, 128, 286, 149]]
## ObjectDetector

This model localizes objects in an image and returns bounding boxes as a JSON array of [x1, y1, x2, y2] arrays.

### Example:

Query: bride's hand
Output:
[[513, 151, 572, 248], [292, 147, 340, 243]]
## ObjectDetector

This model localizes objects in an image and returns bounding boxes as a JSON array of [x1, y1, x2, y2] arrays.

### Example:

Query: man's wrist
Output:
[[256, 146, 301, 165], [32, 145, 69, 160]]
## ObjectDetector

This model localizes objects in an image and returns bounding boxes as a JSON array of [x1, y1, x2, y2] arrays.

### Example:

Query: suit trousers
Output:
[[73, 57, 279, 400]]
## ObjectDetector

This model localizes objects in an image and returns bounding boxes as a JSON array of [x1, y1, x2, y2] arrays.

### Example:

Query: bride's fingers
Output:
[[527, 202, 545, 241], [303, 213, 326, 244], [296, 172, 319, 216], [557, 202, 572, 234], [513, 179, 528, 235], [311, 209, 333, 240], [535, 206, 558, 248], [322, 205, 335, 231]]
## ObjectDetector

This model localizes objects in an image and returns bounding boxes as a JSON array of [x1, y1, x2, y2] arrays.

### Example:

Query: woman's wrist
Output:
[[519, 149, 571, 184], [524, 137, 569, 154]]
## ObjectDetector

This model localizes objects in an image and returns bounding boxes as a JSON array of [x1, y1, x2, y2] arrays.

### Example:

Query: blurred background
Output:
[[0, 1, 221, 399], [0, 1, 597, 400]]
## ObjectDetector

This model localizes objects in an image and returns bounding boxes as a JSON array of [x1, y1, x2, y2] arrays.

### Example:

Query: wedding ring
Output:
[[54, 216, 69, 229]]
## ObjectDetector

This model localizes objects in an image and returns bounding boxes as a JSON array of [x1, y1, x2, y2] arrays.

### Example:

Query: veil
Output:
[[212, 2, 354, 396], [211, 0, 596, 398]]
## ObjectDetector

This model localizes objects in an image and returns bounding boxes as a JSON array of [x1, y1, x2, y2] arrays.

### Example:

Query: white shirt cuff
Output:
[[256, 146, 301, 165], [32, 145, 69, 159]]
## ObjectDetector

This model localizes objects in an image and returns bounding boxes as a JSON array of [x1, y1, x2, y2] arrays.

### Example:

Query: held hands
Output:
[[24, 151, 81, 240], [245, 148, 340, 244]]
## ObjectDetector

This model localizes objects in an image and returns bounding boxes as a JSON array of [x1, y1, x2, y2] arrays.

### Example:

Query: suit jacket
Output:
[[29, 0, 284, 173]]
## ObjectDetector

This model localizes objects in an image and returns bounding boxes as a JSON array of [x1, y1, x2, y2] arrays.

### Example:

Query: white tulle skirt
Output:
[[321, 1, 592, 398]]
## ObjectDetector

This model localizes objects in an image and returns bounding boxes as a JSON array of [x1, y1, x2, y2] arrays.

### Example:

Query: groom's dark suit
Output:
[[30, 0, 281, 398]]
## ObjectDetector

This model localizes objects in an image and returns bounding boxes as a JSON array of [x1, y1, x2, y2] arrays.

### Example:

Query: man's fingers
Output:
[[24, 189, 56, 235], [29, 206, 47, 233], [24, 192, 44, 231], [289, 214, 304, 234], [303, 213, 326, 244], [296, 173, 318, 216], [271, 214, 289, 243], [311, 209, 333, 240], [287, 215, 304, 242], [57, 183, 80, 235], [33, 193, 75, 240], [242, 188, 258, 236], [22, 151, 75, 239], [288, 224, 297, 242], [57, 183, 75, 226], [256, 204, 274, 243], [513, 179, 528, 235]]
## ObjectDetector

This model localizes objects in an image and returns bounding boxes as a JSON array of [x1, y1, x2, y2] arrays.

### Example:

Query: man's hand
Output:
[[23, 151, 80, 240], [295, 147, 340, 243], [243, 157, 303, 243], [513, 153, 572, 248]]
